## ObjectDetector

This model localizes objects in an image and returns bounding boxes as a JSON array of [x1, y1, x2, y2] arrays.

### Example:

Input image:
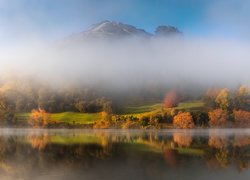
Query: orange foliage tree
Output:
[[164, 90, 179, 108], [173, 112, 194, 129], [208, 109, 228, 127], [28, 108, 49, 128], [233, 110, 250, 127]]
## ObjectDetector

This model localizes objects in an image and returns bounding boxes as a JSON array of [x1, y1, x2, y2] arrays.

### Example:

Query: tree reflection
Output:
[[173, 132, 193, 147], [163, 148, 178, 167], [27, 132, 50, 150], [208, 133, 228, 149], [233, 135, 250, 171], [234, 136, 250, 147], [0, 129, 248, 179]]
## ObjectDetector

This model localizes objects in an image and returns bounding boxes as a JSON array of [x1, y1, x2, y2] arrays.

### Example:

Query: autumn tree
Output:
[[173, 112, 194, 129], [203, 88, 220, 108], [0, 95, 15, 125], [215, 88, 231, 110], [191, 111, 209, 127], [208, 109, 228, 127], [164, 90, 180, 108], [234, 85, 250, 110], [233, 110, 250, 127], [74, 101, 87, 112], [28, 108, 49, 128]]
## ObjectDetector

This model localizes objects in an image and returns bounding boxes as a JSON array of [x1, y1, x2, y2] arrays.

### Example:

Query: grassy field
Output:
[[16, 112, 101, 125], [119, 103, 163, 115], [175, 101, 205, 111], [50, 112, 100, 124], [119, 101, 205, 115], [15, 101, 205, 125]]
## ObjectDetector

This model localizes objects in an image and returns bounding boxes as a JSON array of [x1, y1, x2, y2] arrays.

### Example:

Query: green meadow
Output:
[[15, 101, 204, 125]]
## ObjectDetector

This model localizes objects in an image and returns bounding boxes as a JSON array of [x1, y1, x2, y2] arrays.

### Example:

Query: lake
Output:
[[0, 128, 249, 180]]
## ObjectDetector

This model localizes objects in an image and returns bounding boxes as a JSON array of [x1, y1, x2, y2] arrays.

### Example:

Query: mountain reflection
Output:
[[0, 129, 249, 180]]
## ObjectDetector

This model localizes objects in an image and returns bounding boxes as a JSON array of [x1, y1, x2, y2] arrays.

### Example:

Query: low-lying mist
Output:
[[0, 36, 249, 92]]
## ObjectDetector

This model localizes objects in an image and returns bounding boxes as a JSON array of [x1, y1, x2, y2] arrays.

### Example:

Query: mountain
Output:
[[85, 20, 152, 38], [64, 20, 182, 43], [155, 26, 182, 37]]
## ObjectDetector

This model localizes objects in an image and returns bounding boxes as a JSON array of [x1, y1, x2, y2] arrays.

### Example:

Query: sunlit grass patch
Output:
[[120, 103, 163, 115], [16, 112, 101, 125], [50, 112, 100, 124], [175, 101, 205, 111]]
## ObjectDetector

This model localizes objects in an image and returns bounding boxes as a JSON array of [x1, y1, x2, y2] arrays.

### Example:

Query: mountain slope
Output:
[[64, 20, 182, 43]]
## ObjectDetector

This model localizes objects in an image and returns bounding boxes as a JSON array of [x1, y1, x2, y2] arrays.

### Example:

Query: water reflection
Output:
[[27, 132, 50, 150], [0, 129, 249, 180], [173, 131, 193, 147]]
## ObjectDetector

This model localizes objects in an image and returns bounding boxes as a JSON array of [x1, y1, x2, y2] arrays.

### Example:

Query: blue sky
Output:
[[0, 0, 249, 41]]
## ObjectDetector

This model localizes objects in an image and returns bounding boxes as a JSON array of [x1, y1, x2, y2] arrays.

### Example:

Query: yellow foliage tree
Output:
[[173, 112, 194, 129], [235, 85, 250, 109], [215, 88, 231, 110], [28, 108, 49, 128]]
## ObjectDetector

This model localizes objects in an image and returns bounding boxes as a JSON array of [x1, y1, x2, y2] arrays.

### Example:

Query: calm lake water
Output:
[[0, 129, 249, 180]]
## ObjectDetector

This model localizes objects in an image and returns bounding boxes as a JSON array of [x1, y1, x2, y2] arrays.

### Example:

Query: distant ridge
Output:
[[64, 20, 182, 43]]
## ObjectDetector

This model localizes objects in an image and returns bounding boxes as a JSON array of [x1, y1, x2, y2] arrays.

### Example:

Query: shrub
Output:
[[191, 111, 209, 127], [139, 116, 150, 126], [100, 111, 111, 121], [170, 109, 178, 116], [173, 112, 194, 129], [122, 121, 140, 129], [208, 109, 228, 127], [149, 114, 162, 125], [93, 120, 110, 129]]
